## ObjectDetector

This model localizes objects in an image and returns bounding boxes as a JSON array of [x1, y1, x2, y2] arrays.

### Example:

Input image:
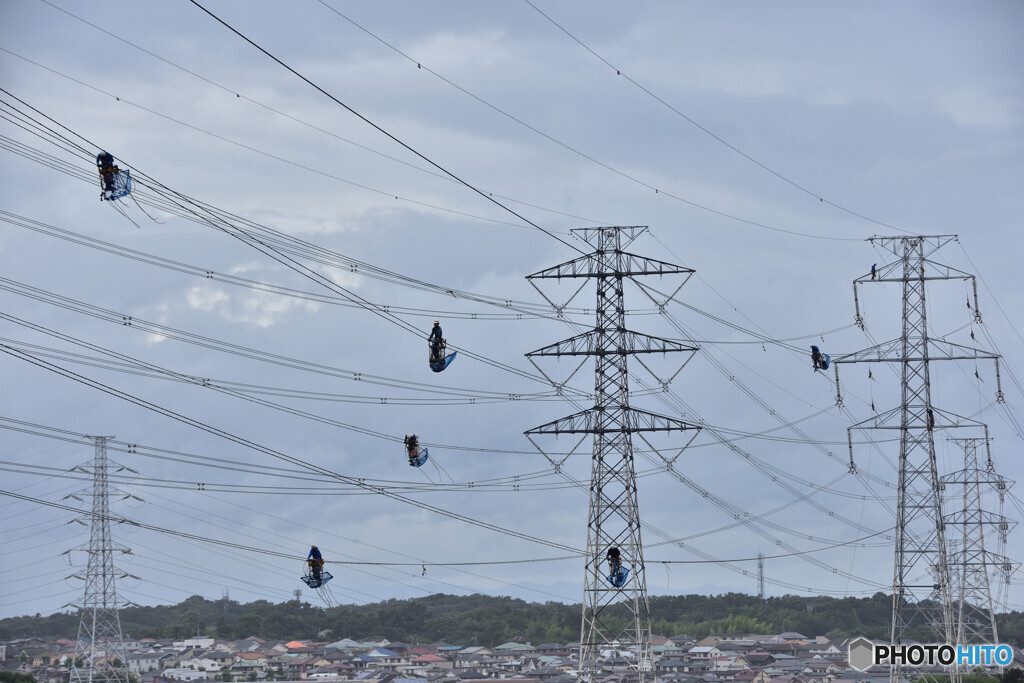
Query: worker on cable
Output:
[[307, 544, 324, 583], [404, 434, 421, 466], [96, 151, 119, 194], [429, 320, 444, 363], [811, 345, 823, 371]]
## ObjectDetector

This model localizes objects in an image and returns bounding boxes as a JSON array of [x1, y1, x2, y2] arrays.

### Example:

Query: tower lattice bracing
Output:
[[835, 235, 1003, 683], [941, 437, 1017, 646], [525, 226, 700, 683], [68, 435, 133, 683]]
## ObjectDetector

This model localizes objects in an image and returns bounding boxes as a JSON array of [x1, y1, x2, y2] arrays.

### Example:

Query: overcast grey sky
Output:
[[1, 1, 1022, 623]]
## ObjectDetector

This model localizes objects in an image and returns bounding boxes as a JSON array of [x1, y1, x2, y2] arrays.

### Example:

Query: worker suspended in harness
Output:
[[810, 345, 830, 371], [427, 320, 456, 372], [302, 544, 332, 589]]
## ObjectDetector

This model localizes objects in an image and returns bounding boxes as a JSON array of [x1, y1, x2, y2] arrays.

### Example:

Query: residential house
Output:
[[366, 647, 409, 671], [159, 668, 208, 682], [174, 639, 215, 650], [233, 639, 266, 653], [802, 658, 845, 677], [454, 647, 493, 669], [689, 647, 723, 662], [774, 633, 811, 645], [743, 653, 775, 669], [230, 650, 268, 679], [809, 642, 845, 660], [202, 651, 236, 670], [327, 638, 362, 651], [404, 654, 452, 675], [491, 643, 535, 662], [733, 670, 771, 683], [178, 655, 222, 672], [655, 659, 688, 675], [127, 652, 162, 674]]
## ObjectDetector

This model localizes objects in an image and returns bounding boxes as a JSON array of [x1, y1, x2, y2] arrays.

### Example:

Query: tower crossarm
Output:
[[527, 251, 693, 280], [942, 509, 1017, 531], [848, 406, 987, 432], [869, 234, 958, 256], [856, 260, 976, 285], [527, 330, 698, 357], [940, 470, 1014, 489], [947, 548, 1019, 575], [525, 407, 701, 435], [832, 338, 999, 364]]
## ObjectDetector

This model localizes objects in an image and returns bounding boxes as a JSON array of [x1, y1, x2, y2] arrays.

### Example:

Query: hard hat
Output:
[[434, 320, 439, 325]]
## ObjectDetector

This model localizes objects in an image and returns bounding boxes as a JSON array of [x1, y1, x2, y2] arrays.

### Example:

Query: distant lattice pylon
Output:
[[941, 436, 1017, 645], [66, 435, 135, 683]]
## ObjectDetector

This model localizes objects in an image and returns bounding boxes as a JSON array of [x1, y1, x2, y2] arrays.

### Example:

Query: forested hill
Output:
[[5, 592, 1024, 647]]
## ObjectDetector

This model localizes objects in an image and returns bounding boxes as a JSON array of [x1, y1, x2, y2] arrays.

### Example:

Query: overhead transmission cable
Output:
[[520, 0, 909, 237], [311, 0, 864, 243], [0, 89, 580, 386], [2, 97, 873, 352], [186, 0, 584, 257], [0, 345, 583, 554], [31, 0, 612, 230], [0, 416, 570, 493]]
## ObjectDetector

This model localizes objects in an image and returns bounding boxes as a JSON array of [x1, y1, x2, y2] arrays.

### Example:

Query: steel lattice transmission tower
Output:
[[941, 436, 1017, 646], [67, 435, 135, 683], [834, 235, 1002, 683], [525, 226, 700, 683], [757, 552, 765, 600]]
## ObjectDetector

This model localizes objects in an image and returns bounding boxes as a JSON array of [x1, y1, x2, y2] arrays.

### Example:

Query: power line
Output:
[[0, 344, 582, 553], [0, 489, 578, 568], [187, 0, 585, 257], [311, 0, 864, 242], [521, 0, 909, 237], [32, 0, 614, 232]]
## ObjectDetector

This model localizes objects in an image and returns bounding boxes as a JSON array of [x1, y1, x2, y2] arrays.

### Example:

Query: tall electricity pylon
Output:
[[834, 235, 1001, 683], [525, 226, 700, 683], [67, 435, 135, 683], [941, 436, 1017, 646]]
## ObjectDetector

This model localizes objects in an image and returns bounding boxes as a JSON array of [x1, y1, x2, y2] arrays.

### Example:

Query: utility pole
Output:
[[66, 436, 136, 683], [940, 436, 1016, 646], [525, 226, 700, 683], [834, 235, 1002, 683]]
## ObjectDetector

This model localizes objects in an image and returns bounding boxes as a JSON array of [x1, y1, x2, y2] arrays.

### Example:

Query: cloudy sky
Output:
[[1, 1, 1022, 623]]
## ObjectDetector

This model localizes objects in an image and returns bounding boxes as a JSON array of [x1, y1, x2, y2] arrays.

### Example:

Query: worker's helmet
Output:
[[434, 320, 439, 325]]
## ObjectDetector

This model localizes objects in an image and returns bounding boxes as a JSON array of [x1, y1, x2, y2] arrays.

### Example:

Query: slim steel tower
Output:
[[941, 437, 1016, 646], [757, 552, 765, 600], [68, 436, 133, 683], [525, 226, 700, 683], [835, 235, 1001, 683]]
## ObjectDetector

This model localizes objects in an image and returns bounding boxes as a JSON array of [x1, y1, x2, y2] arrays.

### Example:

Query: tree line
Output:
[[4, 592, 1023, 647]]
